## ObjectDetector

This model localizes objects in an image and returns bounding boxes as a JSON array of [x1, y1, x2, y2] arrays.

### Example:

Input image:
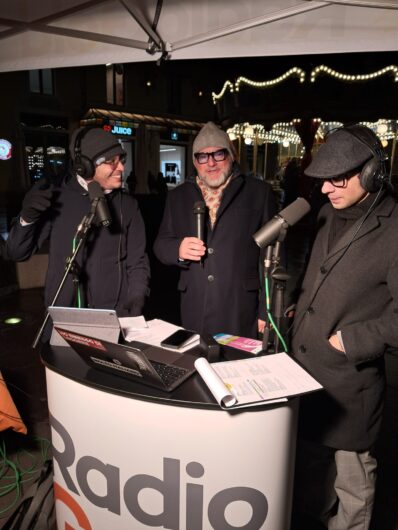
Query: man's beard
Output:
[[198, 164, 232, 189]]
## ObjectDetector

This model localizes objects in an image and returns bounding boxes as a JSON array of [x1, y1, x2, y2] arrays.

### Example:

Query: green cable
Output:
[[0, 435, 52, 517], [265, 276, 289, 353]]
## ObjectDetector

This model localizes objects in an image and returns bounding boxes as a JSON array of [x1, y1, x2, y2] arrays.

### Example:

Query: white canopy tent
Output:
[[0, 0, 397, 73]]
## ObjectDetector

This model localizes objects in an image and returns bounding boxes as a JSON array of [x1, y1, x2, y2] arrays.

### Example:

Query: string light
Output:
[[235, 67, 306, 92], [212, 65, 398, 104], [227, 118, 397, 146], [212, 68, 305, 104], [310, 65, 398, 83], [227, 121, 302, 145], [212, 80, 234, 104]]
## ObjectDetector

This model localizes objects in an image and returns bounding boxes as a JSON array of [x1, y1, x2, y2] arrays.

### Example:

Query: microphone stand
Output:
[[32, 198, 99, 349], [261, 226, 290, 354]]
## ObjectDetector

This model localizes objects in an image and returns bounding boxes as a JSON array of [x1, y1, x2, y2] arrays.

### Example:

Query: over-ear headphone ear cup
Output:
[[344, 125, 388, 193], [360, 157, 381, 193], [73, 153, 95, 180]]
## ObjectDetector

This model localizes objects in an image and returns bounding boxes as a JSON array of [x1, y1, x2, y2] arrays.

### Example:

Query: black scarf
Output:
[[328, 192, 379, 251]]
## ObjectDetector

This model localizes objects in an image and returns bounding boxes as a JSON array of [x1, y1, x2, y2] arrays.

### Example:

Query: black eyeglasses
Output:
[[324, 176, 348, 188], [322, 170, 359, 188], [103, 154, 127, 167], [194, 149, 228, 165]]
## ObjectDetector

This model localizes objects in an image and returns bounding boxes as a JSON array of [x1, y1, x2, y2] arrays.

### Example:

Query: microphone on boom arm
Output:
[[253, 197, 310, 248], [88, 181, 112, 228]]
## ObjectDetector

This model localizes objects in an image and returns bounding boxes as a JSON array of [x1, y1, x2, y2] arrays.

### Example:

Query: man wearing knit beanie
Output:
[[7, 126, 149, 340], [154, 121, 277, 338]]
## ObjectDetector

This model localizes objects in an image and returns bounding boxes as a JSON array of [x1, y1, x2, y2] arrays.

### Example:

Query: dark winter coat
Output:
[[291, 193, 398, 451], [153, 173, 277, 337], [7, 175, 150, 323]]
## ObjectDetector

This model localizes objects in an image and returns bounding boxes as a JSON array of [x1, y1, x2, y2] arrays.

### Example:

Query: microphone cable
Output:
[[264, 275, 289, 353]]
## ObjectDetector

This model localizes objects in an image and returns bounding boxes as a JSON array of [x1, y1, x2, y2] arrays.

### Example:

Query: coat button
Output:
[[207, 275, 215, 282], [320, 266, 327, 274], [298, 345, 306, 353], [208, 247, 214, 254], [306, 306, 314, 314]]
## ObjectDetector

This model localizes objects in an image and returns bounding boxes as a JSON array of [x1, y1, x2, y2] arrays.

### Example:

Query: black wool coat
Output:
[[291, 193, 398, 451], [153, 173, 277, 338], [7, 175, 150, 323]]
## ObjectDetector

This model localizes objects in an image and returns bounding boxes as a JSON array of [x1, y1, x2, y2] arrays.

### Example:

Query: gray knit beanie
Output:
[[192, 122, 234, 163], [70, 127, 125, 166]]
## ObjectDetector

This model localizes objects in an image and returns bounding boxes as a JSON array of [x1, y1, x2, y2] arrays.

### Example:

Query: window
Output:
[[106, 64, 124, 106], [29, 69, 54, 95], [160, 144, 186, 186]]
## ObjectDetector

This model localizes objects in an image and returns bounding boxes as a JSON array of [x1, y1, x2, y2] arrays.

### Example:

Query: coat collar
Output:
[[322, 191, 394, 259], [306, 192, 396, 305]]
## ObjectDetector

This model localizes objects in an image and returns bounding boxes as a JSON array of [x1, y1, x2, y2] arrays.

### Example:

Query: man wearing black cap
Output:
[[154, 121, 277, 338], [291, 125, 398, 530], [7, 126, 149, 337]]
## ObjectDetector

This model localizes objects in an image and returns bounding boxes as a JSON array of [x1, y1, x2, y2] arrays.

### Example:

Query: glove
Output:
[[21, 185, 53, 223]]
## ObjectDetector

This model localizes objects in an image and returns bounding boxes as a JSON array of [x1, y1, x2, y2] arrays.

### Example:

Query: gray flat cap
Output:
[[305, 127, 373, 178]]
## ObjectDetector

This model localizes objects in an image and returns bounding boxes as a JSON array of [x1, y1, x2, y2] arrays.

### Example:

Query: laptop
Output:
[[54, 326, 198, 392], [48, 307, 122, 347]]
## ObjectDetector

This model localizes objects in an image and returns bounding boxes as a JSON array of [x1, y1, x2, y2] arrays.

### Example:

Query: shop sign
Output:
[[0, 139, 12, 160], [103, 120, 134, 137]]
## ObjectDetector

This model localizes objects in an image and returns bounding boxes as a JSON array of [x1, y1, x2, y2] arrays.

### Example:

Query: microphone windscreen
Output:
[[88, 180, 104, 200], [253, 197, 311, 248], [279, 197, 311, 226], [87, 181, 112, 227]]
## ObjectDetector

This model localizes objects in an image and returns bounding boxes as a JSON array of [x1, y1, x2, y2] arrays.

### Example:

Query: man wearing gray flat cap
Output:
[[154, 121, 277, 338], [291, 124, 398, 530]]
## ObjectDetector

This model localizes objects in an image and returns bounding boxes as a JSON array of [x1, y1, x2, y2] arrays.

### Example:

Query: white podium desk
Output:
[[42, 345, 298, 530]]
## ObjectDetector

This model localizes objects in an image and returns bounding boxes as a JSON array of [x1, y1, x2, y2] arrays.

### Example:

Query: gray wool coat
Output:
[[291, 192, 398, 451]]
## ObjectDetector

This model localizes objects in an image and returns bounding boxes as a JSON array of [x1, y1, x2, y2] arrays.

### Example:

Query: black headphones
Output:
[[72, 126, 97, 180], [343, 124, 388, 193]]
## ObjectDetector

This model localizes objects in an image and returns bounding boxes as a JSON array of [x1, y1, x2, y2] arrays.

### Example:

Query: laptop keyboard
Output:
[[150, 361, 189, 387]]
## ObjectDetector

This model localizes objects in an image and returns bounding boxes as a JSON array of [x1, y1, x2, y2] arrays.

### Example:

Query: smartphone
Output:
[[160, 329, 198, 349]]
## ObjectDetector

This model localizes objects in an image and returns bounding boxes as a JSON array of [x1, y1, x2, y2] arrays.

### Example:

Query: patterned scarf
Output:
[[196, 175, 231, 228]]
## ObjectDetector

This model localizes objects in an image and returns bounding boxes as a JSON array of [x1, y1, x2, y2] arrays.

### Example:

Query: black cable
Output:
[[114, 192, 123, 309], [289, 185, 385, 337]]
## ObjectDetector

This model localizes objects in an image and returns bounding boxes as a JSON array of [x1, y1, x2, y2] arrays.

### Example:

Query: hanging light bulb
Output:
[[381, 139, 388, 147], [244, 137, 253, 145], [377, 123, 388, 134], [228, 132, 237, 141], [282, 140, 290, 148]]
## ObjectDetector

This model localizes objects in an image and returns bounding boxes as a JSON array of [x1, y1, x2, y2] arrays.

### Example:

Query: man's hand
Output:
[[21, 185, 53, 223], [258, 319, 266, 334], [179, 237, 206, 262]]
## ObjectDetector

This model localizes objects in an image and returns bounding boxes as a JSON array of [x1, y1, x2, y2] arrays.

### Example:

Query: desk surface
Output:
[[41, 343, 255, 410]]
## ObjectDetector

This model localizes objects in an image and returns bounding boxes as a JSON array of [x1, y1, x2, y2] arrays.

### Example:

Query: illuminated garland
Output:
[[227, 121, 303, 145], [212, 67, 306, 104], [211, 80, 234, 104], [235, 67, 306, 91], [212, 65, 398, 104], [310, 65, 398, 83]]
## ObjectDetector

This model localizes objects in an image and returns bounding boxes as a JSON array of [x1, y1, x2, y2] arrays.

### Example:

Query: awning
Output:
[[1, 0, 398, 72]]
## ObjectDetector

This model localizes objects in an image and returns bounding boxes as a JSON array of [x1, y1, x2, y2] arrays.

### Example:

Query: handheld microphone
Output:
[[253, 197, 310, 248], [87, 181, 112, 227], [193, 201, 205, 241]]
